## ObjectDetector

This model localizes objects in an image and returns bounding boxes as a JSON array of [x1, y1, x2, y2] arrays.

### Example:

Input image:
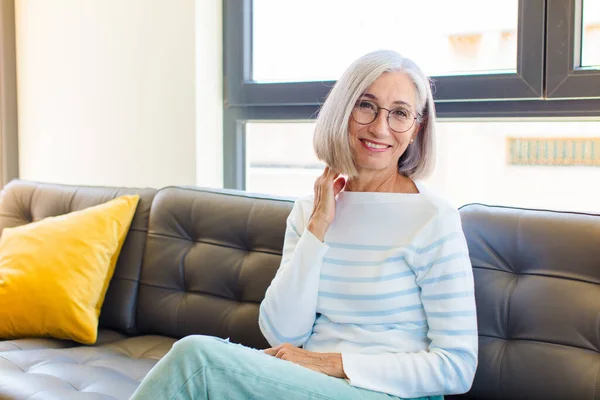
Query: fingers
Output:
[[310, 166, 343, 232], [276, 347, 303, 363], [276, 348, 288, 359], [321, 166, 340, 180], [263, 347, 278, 356], [264, 343, 294, 357], [264, 346, 329, 375], [265, 344, 303, 362], [326, 167, 340, 180]]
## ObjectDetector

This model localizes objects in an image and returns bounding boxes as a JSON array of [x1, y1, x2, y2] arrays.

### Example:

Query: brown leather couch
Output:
[[0, 180, 598, 400]]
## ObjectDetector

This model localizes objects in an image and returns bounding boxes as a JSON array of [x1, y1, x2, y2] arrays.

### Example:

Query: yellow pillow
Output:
[[0, 195, 139, 344]]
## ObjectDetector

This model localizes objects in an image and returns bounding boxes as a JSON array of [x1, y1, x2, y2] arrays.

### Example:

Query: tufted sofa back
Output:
[[457, 204, 600, 400], [135, 187, 293, 349]]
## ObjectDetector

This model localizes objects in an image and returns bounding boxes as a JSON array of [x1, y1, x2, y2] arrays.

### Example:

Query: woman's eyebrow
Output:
[[361, 93, 412, 108]]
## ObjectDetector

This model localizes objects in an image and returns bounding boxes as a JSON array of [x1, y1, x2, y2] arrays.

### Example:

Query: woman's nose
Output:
[[369, 111, 392, 137]]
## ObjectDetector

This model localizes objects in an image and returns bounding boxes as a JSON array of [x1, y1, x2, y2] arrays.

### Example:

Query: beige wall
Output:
[[195, 0, 223, 188], [14, 0, 223, 189]]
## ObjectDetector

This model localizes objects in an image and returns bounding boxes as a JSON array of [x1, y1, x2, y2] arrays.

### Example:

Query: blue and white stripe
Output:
[[259, 190, 478, 397]]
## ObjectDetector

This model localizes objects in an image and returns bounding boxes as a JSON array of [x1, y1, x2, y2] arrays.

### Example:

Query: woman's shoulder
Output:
[[292, 193, 315, 211], [413, 182, 463, 234], [415, 181, 460, 217], [287, 194, 315, 226]]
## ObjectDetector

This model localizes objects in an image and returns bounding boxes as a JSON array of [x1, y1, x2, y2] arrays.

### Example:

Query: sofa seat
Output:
[[0, 335, 176, 400], [0, 330, 129, 352]]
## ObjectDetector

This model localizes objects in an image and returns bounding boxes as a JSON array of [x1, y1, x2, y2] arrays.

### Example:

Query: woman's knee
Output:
[[169, 335, 228, 361]]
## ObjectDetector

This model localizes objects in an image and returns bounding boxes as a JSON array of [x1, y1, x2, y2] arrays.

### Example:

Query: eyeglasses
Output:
[[351, 99, 418, 133]]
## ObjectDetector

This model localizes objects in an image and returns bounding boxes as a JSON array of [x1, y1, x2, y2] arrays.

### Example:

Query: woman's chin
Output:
[[355, 161, 394, 173]]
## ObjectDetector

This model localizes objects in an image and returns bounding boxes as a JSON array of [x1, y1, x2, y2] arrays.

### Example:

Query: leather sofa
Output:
[[0, 179, 598, 399]]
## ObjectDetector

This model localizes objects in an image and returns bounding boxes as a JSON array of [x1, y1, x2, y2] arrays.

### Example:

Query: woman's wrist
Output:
[[327, 353, 347, 379], [307, 219, 329, 242]]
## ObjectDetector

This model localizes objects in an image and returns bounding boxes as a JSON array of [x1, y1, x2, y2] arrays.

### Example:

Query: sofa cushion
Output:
[[0, 180, 156, 335], [0, 195, 140, 344], [0, 335, 175, 400], [0, 329, 128, 352], [458, 204, 600, 400], [137, 187, 294, 349]]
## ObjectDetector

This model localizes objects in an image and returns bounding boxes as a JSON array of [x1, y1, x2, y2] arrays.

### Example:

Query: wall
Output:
[[14, 0, 217, 189], [195, 0, 223, 188]]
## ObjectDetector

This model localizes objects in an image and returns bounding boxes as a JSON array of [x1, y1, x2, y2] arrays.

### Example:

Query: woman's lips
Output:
[[360, 139, 391, 152]]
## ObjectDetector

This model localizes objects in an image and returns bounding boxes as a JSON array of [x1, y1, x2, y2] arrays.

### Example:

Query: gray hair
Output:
[[313, 50, 436, 179]]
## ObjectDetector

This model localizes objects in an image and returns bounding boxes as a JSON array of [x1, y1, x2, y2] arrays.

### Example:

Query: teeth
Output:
[[363, 140, 388, 149]]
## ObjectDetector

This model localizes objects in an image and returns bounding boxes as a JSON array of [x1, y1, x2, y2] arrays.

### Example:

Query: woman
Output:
[[131, 50, 478, 400]]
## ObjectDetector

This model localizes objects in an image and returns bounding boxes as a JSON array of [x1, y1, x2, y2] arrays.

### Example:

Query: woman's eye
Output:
[[359, 101, 376, 110], [392, 109, 409, 119]]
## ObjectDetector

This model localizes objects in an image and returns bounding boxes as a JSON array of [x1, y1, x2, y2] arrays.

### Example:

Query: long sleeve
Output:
[[258, 197, 329, 347], [341, 209, 478, 398]]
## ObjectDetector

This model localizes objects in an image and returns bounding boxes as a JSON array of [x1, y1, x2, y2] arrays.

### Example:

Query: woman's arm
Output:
[[259, 167, 345, 348], [258, 198, 329, 347], [341, 210, 478, 398]]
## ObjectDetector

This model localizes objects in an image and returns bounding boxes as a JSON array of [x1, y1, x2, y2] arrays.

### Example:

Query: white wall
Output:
[[195, 0, 223, 188], [15, 0, 222, 189]]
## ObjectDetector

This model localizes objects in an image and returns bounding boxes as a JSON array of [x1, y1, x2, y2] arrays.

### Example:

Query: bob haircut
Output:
[[313, 50, 436, 179]]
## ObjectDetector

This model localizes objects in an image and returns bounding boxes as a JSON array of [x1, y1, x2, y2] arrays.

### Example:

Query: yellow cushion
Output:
[[0, 195, 139, 344]]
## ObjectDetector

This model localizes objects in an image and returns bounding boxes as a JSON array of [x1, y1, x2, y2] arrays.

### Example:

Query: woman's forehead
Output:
[[363, 72, 416, 106]]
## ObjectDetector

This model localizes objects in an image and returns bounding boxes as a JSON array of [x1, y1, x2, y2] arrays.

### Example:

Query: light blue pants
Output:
[[130, 335, 443, 400]]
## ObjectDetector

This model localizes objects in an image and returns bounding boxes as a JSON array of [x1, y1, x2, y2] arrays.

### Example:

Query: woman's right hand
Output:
[[307, 167, 346, 242]]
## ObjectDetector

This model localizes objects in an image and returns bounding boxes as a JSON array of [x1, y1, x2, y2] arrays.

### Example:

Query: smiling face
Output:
[[349, 71, 420, 176]]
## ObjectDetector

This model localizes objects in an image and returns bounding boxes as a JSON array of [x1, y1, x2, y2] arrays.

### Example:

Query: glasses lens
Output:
[[389, 109, 415, 133], [352, 100, 377, 124]]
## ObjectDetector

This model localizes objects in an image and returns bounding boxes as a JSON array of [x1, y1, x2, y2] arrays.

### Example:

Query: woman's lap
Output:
[[130, 335, 441, 400]]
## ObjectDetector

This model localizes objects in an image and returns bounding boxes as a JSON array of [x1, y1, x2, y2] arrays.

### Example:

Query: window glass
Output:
[[246, 120, 600, 213], [252, 0, 518, 82], [246, 122, 324, 197], [582, 0, 600, 68]]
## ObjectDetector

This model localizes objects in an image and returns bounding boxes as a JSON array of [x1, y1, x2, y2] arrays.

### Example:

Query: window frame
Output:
[[0, 0, 19, 188], [225, 0, 546, 106], [223, 0, 600, 190], [546, 0, 600, 98], [223, 106, 317, 190]]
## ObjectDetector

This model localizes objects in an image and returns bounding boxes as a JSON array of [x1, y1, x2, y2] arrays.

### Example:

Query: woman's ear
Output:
[[333, 176, 346, 196], [411, 121, 422, 143]]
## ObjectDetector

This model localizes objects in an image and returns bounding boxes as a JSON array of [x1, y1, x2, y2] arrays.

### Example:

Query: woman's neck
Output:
[[344, 171, 417, 194]]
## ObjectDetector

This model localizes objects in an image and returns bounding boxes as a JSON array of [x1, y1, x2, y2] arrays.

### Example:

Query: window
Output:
[[546, 0, 600, 98], [582, 0, 600, 68], [225, 0, 547, 106], [246, 122, 322, 197], [224, 0, 600, 209], [245, 120, 600, 213], [253, 0, 518, 82], [430, 120, 600, 213]]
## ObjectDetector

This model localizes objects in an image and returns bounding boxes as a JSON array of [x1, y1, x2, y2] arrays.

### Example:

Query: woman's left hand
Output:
[[264, 343, 347, 379]]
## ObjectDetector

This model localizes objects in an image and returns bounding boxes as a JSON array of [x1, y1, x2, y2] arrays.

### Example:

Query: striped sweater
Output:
[[259, 182, 478, 398]]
